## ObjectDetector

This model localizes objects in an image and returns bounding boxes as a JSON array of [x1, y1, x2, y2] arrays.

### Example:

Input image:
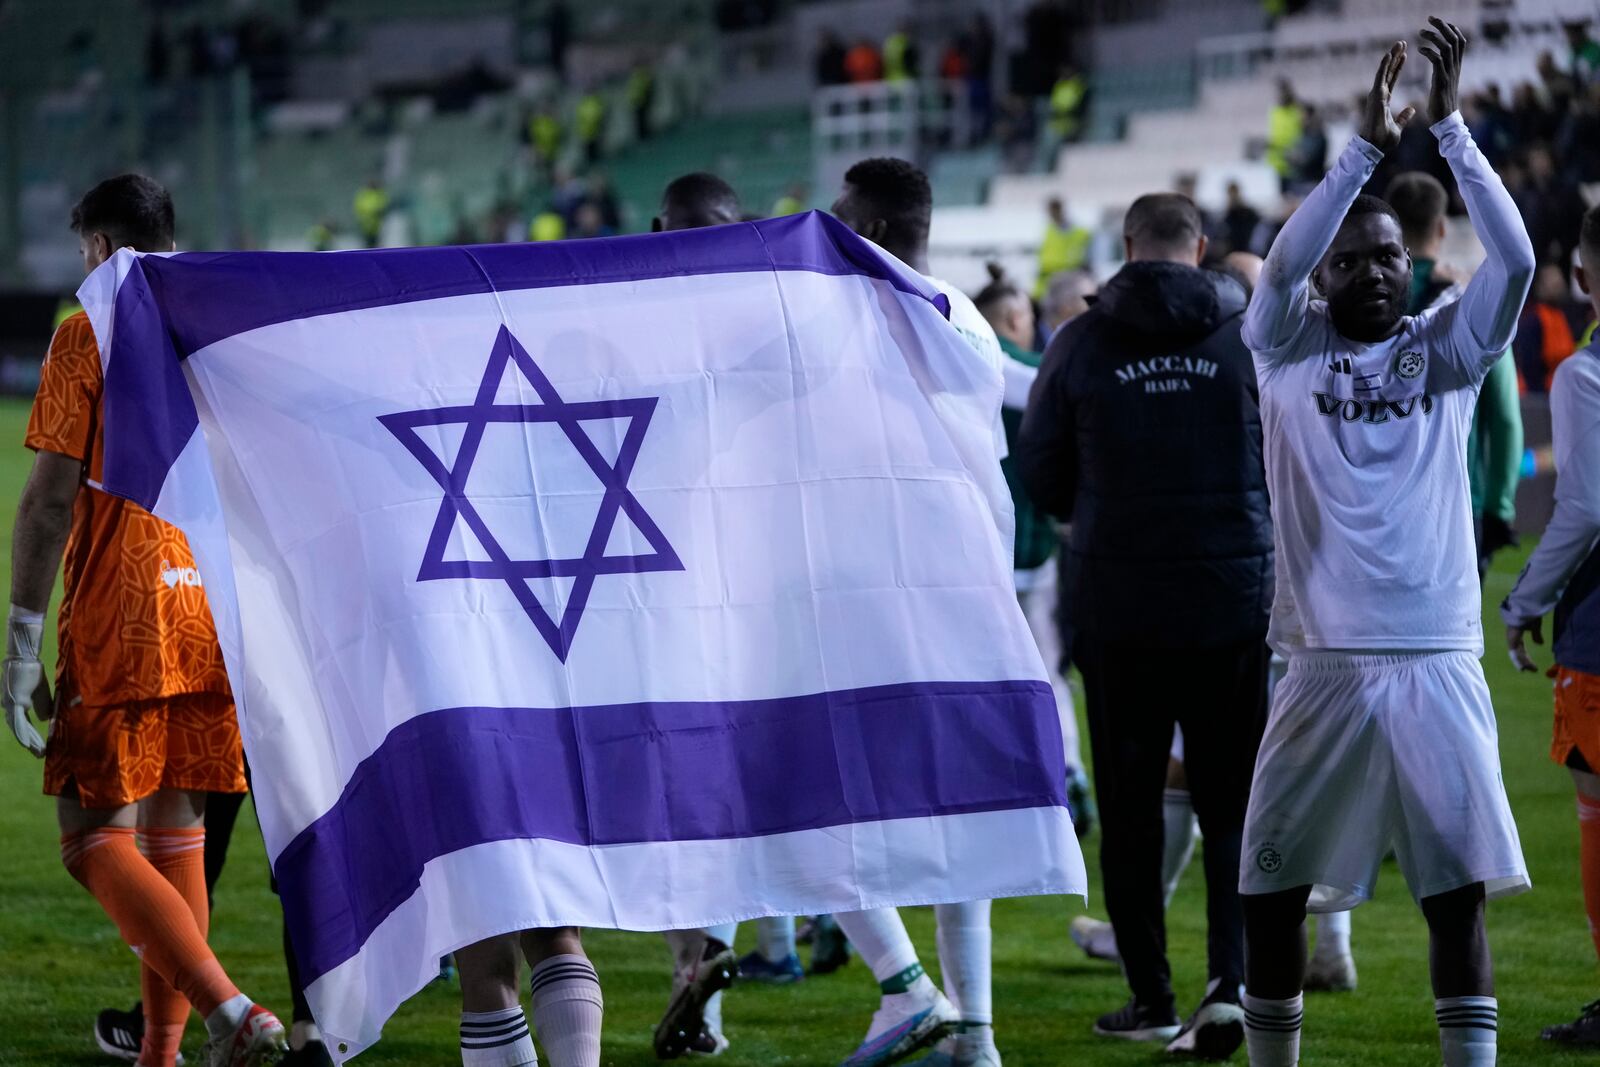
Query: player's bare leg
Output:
[[1422, 883, 1497, 1066], [457, 935, 535, 1067], [1241, 886, 1309, 1067], [521, 928, 602, 1067]]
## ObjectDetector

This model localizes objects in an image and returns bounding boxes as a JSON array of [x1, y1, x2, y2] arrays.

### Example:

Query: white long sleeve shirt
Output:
[[1244, 112, 1536, 654]]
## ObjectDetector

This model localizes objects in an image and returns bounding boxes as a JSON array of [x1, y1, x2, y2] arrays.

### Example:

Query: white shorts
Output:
[[1240, 651, 1528, 912]]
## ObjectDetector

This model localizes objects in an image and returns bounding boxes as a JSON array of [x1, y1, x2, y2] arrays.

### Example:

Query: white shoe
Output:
[[200, 1004, 286, 1067], [1069, 916, 1121, 963], [921, 1030, 1002, 1067], [1165, 998, 1245, 1059], [1303, 952, 1357, 992], [840, 984, 959, 1067]]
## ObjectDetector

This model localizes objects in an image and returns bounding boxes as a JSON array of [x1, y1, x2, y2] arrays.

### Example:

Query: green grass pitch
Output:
[[0, 393, 1594, 1065]]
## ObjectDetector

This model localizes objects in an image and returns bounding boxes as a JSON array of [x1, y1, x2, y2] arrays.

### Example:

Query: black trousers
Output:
[[1075, 633, 1270, 1011]]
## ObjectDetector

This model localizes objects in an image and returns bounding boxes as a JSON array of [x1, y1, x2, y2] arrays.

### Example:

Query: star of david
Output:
[[379, 326, 683, 661]]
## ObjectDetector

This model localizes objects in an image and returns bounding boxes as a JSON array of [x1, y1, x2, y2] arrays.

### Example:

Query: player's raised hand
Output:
[[1419, 16, 1466, 123], [1506, 617, 1543, 674], [1359, 41, 1417, 152]]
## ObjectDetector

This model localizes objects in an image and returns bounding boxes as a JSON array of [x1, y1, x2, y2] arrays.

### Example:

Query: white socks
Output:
[[1313, 910, 1351, 959], [1242, 993, 1302, 1067], [460, 1006, 537, 1067], [529, 955, 603, 1067], [756, 916, 796, 962], [1436, 996, 1497, 1066], [934, 901, 993, 1026], [834, 909, 921, 984], [204, 995, 252, 1042], [1162, 788, 1199, 906]]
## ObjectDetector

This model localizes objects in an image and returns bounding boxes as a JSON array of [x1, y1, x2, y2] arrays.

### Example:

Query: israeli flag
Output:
[[79, 212, 1084, 1061]]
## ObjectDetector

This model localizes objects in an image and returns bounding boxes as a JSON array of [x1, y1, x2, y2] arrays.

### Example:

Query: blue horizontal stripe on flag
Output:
[[275, 678, 1064, 987]]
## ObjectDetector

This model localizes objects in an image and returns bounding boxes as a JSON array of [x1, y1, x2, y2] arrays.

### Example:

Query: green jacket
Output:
[[1468, 352, 1521, 523], [999, 337, 1059, 570]]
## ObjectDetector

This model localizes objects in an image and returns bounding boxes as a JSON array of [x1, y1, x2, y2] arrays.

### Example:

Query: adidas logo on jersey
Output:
[[1313, 392, 1433, 424], [159, 559, 203, 589]]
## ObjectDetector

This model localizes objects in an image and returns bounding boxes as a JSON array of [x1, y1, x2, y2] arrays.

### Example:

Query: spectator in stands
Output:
[[967, 12, 996, 142], [1040, 270, 1096, 339], [1248, 191, 1299, 258], [1511, 81, 1560, 145], [571, 201, 611, 240], [1222, 182, 1261, 258], [1049, 64, 1088, 143], [1035, 197, 1092, 299], [1518, 143, 1587, 267], [1464, 89, 1514, 167], [1568, 20, 1600, 85], [629, 63, 655, 141], [814, 29, 848, 87], [1287, 102, 1328, 189], [548, 1, 571, 80], [550, 164, 588, 227], [1518, 264, 1582, 393], [654, 173, 740, 232], [883, 23, 919, 84], [586, 175, 622, 233], [527, 104, 564, 176], [771, 183, 808, 217], [1266, 79, 1302, 193], [1541, 50, 1581, 114], [1557, 83, 1600, 183], [353, 179, 387, 249], [576, 91, 607, 165], [530, 208, 565, 242], [998, 93, 1039, 172], [844, 39, 883, 84]]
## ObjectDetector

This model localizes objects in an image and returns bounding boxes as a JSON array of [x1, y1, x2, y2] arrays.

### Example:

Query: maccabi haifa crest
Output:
[[379, 326, 683, 662]]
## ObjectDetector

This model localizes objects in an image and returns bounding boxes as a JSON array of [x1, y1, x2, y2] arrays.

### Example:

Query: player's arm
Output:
[[4, 449, 80, 755], [1422, 19, 1536, 367], [1244, 43, 1411, 359], [1503, 362, 1600, 670], [1014, 321, 1080, 521]]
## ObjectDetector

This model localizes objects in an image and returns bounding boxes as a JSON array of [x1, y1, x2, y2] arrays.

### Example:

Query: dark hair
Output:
[[1124, 192, 1202, 252], [841, 157, 932, 247], [1582, 203, 1600, 269], [1384, 172, 1447, 244], [70, 174, 174, 252], [660, 171, 740, 223], [973, 261, 1026, 314], [1343, 193, 1403, 230]]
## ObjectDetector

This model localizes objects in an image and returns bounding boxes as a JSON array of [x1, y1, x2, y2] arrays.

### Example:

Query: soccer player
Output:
[[824, 157, 1006, 1067], [1, 174, 286, 1067], [1385, 171, 1524, 581], [452, 930, 605, 1067], [1238, 25, 1533, 1067], [1016, 192, 1270, 1058], [653, 172, 741, 232], [1502, 203, 1600, 1047]]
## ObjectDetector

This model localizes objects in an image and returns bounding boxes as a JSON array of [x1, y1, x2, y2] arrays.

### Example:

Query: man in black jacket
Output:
[[1016, 193, 1272, 1059]]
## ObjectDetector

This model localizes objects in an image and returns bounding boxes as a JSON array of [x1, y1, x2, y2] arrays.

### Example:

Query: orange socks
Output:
[[135, 828, 209, 1067], [60, 827, 241, 1029], [1577, 793, 1600, 960]]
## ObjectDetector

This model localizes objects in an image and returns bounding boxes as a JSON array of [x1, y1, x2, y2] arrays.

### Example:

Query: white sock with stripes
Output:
[[530, 955, 603, 1067], [1436, 996, 1497, 1066], [460, 1006, 536, 1067], [1242, 992, 1302, 1066]]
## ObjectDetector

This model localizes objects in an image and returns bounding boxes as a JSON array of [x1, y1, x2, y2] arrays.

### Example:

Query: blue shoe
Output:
[[737, 950, 805, 984], [841, 990, 958, 1067]]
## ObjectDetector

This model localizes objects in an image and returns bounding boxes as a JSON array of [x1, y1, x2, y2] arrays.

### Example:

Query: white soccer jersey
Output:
[[926, 272, 1014, 461], [1244, 115, 1535, 654]]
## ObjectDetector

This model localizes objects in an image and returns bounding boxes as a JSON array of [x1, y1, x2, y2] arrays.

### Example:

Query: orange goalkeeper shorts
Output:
[[43, 693, 247, 809], [1553, 666, 1600, 773]]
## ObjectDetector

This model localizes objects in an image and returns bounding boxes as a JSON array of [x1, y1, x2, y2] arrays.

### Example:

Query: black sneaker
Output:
[[1094, 997, 1182, 1043], [94, 1002, 144, 1063], [284, 1039, 336, 1066], [1166, 989, 1245, 1059], [653, 937, 737, 1059], [1543, 999, 1600, 1046], [810, 914, 852, 975]]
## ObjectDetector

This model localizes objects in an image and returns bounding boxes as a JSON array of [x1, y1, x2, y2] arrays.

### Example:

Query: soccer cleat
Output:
[[737, 949, 805, 984], [1543, 1000, 1600, 1046], [1069, 916, 1121, 963], [654, 938, 738, 1060], [840, 988, 958, 1067], [1303, 952, 1357, 992], [201, 1003, 287, 1067], [1065, 767, 1097, 838], [1165, 995, 1245, 1059], [810, 915, 852, 975], [919, 1029, 1003, 1067], [436, 954, 458, 984], [95, 1002, 144, 1063], [1093, 997, 1182, 1043], [686, 1026, 730, 1057]]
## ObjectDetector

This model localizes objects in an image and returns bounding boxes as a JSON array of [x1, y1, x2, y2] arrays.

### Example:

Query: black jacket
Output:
[[1016, 261, 1272, 647]]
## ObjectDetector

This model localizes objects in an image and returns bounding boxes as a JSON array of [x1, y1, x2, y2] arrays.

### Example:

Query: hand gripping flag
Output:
[[78, 212, 1085, 1061]]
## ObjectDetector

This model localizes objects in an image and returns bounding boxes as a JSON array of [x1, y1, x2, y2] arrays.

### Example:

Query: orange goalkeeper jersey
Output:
[[25, 312, 230, 707]]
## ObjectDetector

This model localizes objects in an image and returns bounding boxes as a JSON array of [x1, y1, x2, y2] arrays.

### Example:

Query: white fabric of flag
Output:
[[77, 212, 1085, 1062]]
